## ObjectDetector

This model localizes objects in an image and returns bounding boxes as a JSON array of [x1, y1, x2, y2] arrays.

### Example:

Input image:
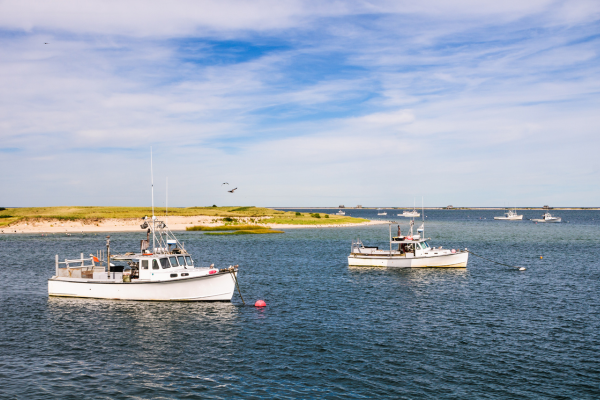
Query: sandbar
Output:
[[1, 216, 390, 234]]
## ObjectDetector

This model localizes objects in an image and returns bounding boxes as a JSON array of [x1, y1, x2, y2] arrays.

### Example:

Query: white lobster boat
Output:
[[348, 220, 468, 268], [398, 209, 420, 218], [336, 209, 346, 215], [48, 217, 240, 301], [531, 212, 561, 223], [494, 208, 523, 220]]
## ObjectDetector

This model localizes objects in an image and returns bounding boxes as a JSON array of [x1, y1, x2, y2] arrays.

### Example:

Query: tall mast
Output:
[[421, 196, 425, 238], [151, 148, 155, 218], [151, 148, 155, 252], [166, 177, 168, 224]]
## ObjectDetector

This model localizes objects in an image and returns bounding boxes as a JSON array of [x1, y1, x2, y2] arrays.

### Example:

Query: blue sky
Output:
[[1, 0, 599, 207]]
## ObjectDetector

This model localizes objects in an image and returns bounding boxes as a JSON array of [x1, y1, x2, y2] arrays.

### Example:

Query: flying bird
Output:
[[44, 42, 49, 44], [228, 188, 237, 193], [222, 182, 229, 185]]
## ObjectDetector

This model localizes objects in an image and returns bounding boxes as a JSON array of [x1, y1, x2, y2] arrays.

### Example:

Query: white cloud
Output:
[[2, 0, 598, 38], [0, 0, 599, 206]]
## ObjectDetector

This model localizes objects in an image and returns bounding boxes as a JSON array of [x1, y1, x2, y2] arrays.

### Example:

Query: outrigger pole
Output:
[[106, 235, 111, 278]]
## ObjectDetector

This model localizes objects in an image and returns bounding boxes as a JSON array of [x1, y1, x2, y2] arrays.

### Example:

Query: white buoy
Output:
[[519, 267, 526, 271]]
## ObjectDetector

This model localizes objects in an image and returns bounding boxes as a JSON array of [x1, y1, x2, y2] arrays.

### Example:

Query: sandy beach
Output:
[[0, 216, 389, 234]]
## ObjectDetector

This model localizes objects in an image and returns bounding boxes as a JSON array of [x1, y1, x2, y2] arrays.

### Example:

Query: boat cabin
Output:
[[112, 253, 196, 281], [351, 236, 439, 258], [391, 236, 432, 256]]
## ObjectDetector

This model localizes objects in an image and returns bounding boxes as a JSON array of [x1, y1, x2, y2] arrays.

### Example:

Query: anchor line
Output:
[[465, 250, 522, 270], [228, 266, 245, 305]]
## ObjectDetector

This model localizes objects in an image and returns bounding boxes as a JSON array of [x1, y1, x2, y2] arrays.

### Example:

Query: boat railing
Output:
[[54, 253, 104, 278]]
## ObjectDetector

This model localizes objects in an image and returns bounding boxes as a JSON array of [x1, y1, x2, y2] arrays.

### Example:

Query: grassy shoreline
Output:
[[0, 206, 368, 228], [187, 225, 285, 235]]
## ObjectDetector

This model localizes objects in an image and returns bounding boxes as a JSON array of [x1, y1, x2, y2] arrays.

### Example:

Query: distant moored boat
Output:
[[494, 208, 523, 220], [531, 212, 561, 223]]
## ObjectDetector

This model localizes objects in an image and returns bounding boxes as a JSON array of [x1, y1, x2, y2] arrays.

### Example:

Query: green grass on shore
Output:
[[266, 213, 368, 225], [204, 229, 285, 235], [187, 224, 268, 231], [0, 206, 368, 227], [187, 224, 284, 235]]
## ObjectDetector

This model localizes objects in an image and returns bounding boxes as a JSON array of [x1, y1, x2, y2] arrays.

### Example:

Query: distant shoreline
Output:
[[0, 215, 389, 234], [273, 207, 600, 210]]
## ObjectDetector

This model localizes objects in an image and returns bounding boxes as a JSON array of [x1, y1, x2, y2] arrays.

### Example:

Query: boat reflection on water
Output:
[[348, 265, 468, 280], [46, 297, 240, 336]]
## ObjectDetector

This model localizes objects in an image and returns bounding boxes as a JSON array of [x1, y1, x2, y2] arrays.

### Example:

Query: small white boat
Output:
[[377, 210, 387, 216], [531, 212, 561, 223], [398, 209, 420, 217], [348, 220, 468, 268], [336, 209, 346, 215], [494, 208, 523, 220]]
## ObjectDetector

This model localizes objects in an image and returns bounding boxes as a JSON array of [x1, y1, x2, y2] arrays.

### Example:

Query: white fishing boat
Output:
[[377, 208, 387, 216], [531, 212, 561, 223], [336, 209, 346, 215], [48, 151, 240, 302], [494, 208, 523, 220], [48, 218, 240, 301], [348, 219, 468, 268], [398, 209, 420, 217]]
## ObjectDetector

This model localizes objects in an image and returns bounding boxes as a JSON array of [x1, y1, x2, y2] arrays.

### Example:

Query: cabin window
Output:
[[160, 258, 169, 269], [185, 256, 192, 266], [177, 256, 185, 266], [421, 241, 430, 249], [152, 260, 159, 270], [169, 256, 178, 267], [141, 260, 148, 270], [415, 243, 422, 250]]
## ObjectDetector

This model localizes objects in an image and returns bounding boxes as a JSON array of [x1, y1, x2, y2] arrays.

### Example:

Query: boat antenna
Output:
[[166, 176, 168, 224], [151, 148, 155, 252], [422, 196, 425, 238], [151, 148, 155, 218]]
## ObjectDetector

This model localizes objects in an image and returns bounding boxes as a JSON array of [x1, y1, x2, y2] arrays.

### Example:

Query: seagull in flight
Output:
[[228, 188, 237, 193], [44, 42, 49, 44], [222, 182, 229, 185]]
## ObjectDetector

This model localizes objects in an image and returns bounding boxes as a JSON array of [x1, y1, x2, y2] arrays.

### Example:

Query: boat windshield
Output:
[[177, 256, 185, 266], [169, 256, 178, 267], [185, 256, 193, 266], [160, 258, 169, 269], [421, 241, 430, 249]]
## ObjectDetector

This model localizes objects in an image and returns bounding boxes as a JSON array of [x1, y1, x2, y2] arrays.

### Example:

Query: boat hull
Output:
[[531, 218, 561, 223], [48, 271, 237, 301], [348, 252, 468, 268], [494, 216, 523, 220]]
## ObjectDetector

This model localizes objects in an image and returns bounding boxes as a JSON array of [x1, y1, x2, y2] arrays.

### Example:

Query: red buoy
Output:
[[255, 300, 266, 307]]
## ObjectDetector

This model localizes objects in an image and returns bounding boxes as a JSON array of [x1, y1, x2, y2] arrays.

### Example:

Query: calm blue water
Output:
[[1, 210, 599, 399]]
